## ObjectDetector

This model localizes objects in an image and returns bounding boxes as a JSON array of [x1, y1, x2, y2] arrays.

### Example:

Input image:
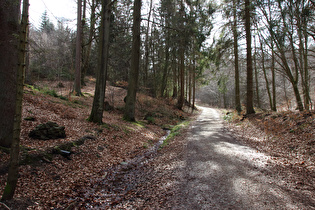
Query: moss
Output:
[[160, 120, 191, 149], [131, 121, 145, 128], [1, 182, 13, 201]]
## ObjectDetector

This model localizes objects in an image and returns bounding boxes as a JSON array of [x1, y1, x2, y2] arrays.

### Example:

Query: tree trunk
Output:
[[271, 45, 277, 111], [261, 42, 273, 110], [81, 0, 90, 86], [254, 37, 260, 109], [124, 0, 141, 121], [192, 51, 196, 110], [160, 36, 170, 97], [245, 0, 255, 114], [74, 0, 82, 95], [0, 0, 21, 148], [143, 0, 152, 88], [233, 0, 241, 114], [172, 51, 178, 99], [2, 0, 28, 200], [176, 2, 185, 110], [89, 0, 110, 124], [177, 46, 185, 110]]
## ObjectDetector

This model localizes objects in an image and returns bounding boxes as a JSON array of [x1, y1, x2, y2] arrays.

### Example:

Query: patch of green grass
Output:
[[26, 84, 69, 101], [44, 88, 58, 97], [160, 120, 190, 149], [131, 121, 146, 128]]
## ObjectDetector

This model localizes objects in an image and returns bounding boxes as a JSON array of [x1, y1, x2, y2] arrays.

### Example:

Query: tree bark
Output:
[[245, 0, 255, 114], [89, 0, 110, 123], [124, 0, 141, 121], [74, 0, 82, 95], [271, 44, 277, 111], [0, 0, 21, 148], [177, 45, 185, 110], [2, 0, 28, 200], [261, 42, 273, 110], [143, 0, 152, 89], [233, 0, 242, 114]]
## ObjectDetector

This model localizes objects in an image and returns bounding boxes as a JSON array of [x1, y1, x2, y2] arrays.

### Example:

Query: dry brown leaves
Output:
[[226, 110, 315, 198], [0, 80, 190, 209]]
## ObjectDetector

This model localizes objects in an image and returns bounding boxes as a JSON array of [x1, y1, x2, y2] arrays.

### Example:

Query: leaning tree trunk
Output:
[[2, 0, 28, 201], [124, 0, 141, 121]]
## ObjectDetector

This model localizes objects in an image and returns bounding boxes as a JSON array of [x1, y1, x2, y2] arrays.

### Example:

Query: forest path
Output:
[[174, 106, 309, 209]]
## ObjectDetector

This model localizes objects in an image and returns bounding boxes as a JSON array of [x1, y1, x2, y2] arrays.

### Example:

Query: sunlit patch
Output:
[[213, 141, 270, 169]]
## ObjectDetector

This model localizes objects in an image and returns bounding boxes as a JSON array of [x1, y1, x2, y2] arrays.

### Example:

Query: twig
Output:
[[0, 202, 11, 210]]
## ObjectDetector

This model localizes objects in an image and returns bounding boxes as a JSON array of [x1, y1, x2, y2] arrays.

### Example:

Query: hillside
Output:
[[225, 109, 315, 197], [0, 79, 193, 209]]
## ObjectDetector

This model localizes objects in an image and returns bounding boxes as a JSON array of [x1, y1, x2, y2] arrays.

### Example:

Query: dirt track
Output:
[[73, 106, 314, 209], [174, 106, 312, 209]]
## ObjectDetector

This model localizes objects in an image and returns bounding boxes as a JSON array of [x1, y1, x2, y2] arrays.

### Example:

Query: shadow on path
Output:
[[176, 107, 313, 210]]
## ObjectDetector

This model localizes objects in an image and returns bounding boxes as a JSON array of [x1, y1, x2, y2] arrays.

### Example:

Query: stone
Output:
[[29, 121, 66, 140]]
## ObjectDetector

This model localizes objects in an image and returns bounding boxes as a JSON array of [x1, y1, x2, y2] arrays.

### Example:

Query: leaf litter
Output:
[[0, 79, 191, 209]]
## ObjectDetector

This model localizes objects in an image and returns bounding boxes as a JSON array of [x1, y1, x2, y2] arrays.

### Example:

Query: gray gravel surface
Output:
[[174, 106, 311, 210]]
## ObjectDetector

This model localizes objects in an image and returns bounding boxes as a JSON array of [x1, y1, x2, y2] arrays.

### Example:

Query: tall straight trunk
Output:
[[261, 42, 273, 110], [300, 7, 311, 110], [245, 0, 255, 114], [124, 0, 141, 121], [2, 0, 28, 200], [74, 0, 82, 95], [143, 0, 153, 88], [89, 0, 110, 123], [152, 37, 157, 97], [177, 46, 185, 110], [192, 48, 196, 109], [233, 0, 241, 113], [81, 0, 93, 86], [160, 33, 170, 97], [177, 2, 185, 110], [172, 51, 178, 98], [188, 60, 192, 106], [303, 29, 311, 110], [254, 37, 260, 109], [271, 45, 277, 111], [0, 0, 21, 148]]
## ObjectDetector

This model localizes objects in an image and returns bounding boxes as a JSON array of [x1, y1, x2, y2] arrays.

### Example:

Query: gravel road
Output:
[[174, 106, 310, 210]]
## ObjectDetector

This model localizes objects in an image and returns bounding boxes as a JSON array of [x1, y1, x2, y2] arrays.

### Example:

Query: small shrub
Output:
[[44, 89, 58, 97]]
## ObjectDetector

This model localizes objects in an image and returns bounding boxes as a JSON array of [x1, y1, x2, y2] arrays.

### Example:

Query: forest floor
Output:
[[0, 78, 193, 209], [0, 79, 314, 209]]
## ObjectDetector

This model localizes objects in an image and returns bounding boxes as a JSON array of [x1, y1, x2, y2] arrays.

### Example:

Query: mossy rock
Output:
[[29, 121, 66, 140]]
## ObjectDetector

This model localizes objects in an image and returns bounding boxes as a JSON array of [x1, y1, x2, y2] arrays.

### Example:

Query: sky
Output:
[[29, 0, 77, 29]]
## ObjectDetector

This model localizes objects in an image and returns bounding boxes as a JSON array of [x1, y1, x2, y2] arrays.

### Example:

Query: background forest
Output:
[[25, 0, 315, 113]]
